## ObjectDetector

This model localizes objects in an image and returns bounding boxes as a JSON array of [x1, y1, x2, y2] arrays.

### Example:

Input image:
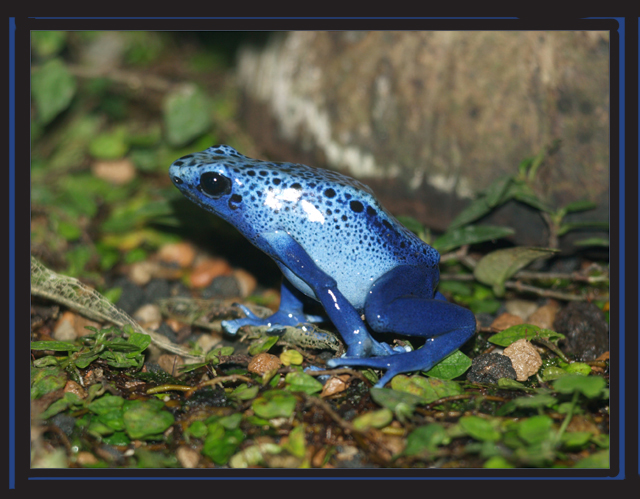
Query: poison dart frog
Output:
[[169, 145, 476, 387]]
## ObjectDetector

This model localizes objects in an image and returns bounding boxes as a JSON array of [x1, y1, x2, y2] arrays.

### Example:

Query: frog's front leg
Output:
[[222, 278, 324, 335], [327, 265, 476, 387], [241, 230, 392, 358]]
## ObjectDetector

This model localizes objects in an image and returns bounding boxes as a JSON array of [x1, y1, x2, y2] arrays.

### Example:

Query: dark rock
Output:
[[113, 277, 146, 315], [467, 353, 517, 384], [144, 279, 171, 302], [50, 413, 76, 436], [201, 275, 242, 299], [553, 301, 609, 361], [154, 322, 178, 343]]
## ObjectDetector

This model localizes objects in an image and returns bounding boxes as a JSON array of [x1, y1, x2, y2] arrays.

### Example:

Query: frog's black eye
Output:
[[198, 172, 232, 199]]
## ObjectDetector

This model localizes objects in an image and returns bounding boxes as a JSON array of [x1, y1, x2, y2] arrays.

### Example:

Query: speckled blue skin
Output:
[[169, 145, 476, 387]]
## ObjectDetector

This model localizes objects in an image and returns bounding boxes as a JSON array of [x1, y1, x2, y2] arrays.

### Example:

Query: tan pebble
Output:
[[595, 351, 609, 361], [195, 333, 222, 354], [157, 354, 185, 376], [503, 339, 542, 381], [190, 258, 233, 288], [92, 159, 136, 185], [129, 261, 156, 286], [526, 304, 558, 330], [505, 299, 538, 320], [248, 353, 282, 375], [53, 313, 77, 342], [320, 375, 350, 397], [312, 446, 327, 468], [176, 446, 200, 468], [490, 313, 524, 332], [157, 242, 197, 268], [133, 304, 162, 328], [76, 451, 99, 466], [64, 380, 87, 399], [233, 268, 257, 297]]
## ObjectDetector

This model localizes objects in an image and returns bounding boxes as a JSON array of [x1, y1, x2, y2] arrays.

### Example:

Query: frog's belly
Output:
[[277, 259, 393, 312]]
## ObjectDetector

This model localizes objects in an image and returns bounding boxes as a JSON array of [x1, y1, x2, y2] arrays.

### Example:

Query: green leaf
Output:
[[558, 221, 609, 236], [352, 408, 394, 431], [89, 129, 129, 159], [564, 362, 592, 376], [248, 335, 279, 355], [186, 420, 208, 439], [459, 416, 501, 442], [560, 431, 593, 450], [487, 324, 565, 347], [573, 450, 609, 468], [369, 387, 423, 422], [203, 427, 245, 465], [423, 350, 472, 379], [163, 84, 212, 147], [32, 31, 68, 59], [573, 237, 610, 247], [251, 390, 297, 419], [433, 225, 515, 253], [474, 247, 559, 296], [484, 456, 516, 468], [284, 372, 323, 395], [496, 378, 530, 391], [448, 197, 492, 231], [553, 375, 606, 399], [506, 182, 552, 212], [560, 199, 598, 215], [229, 384, 260, 401], [282, 424, 306, 458], [30, 366, 67, 399], [123, 399, 175, 440], [484, 176, 513, 207], [88, 394, 124, 415], [404, 424, 450, 455], [31, 58, 77, 125], [390, 375, 463, 403], [31, 341, 80, 352], [517, 415, 554, 445], [541, 366, 569, 382]]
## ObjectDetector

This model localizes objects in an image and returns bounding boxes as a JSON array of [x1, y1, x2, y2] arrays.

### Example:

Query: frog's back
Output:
[[172, 145, 440, 307]]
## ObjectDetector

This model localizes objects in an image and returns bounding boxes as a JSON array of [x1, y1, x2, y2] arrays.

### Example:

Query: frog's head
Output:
[[169, 145, 248, 221]]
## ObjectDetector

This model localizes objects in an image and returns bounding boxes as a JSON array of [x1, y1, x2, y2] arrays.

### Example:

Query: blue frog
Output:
[[169, 145, 476, 387]]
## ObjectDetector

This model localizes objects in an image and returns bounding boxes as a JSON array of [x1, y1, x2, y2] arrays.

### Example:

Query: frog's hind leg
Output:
[[327, 265, 476, 387]]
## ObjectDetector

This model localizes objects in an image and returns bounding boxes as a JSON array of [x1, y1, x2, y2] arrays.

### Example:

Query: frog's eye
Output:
[[198, 172, 232, 199]]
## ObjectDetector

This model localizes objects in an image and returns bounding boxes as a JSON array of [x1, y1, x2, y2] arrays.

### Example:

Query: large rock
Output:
[[236, 31, 609, 250]]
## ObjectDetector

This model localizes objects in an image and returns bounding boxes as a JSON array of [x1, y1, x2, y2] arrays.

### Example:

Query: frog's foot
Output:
[[222, 306, 313, 335], [326, 335, 467, 388]]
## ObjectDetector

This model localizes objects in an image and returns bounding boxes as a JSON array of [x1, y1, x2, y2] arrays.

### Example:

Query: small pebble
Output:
[[132, 304, 162, 328], [503, 339, 542, 381], [248, 352, 282, 375], [320, 375, 349, 397], [490, 313, 523, 332], [526, 301, 559, 330], [233, 268, 257, 297], [157, 354, 185, 376], [190, 257, 233, 288], [53, 313, 77, 342], [76, 452, 100, 466], [157, 242, 197, 268], [505, 299, 538, 320], [64, 380, 87, 399], [195, 333, 222, 354], [176, 446, 200, 468], [91, 159, 136, 185]]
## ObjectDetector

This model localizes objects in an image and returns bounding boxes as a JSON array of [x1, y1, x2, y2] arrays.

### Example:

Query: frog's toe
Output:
[[221, 319, 244, 335]]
